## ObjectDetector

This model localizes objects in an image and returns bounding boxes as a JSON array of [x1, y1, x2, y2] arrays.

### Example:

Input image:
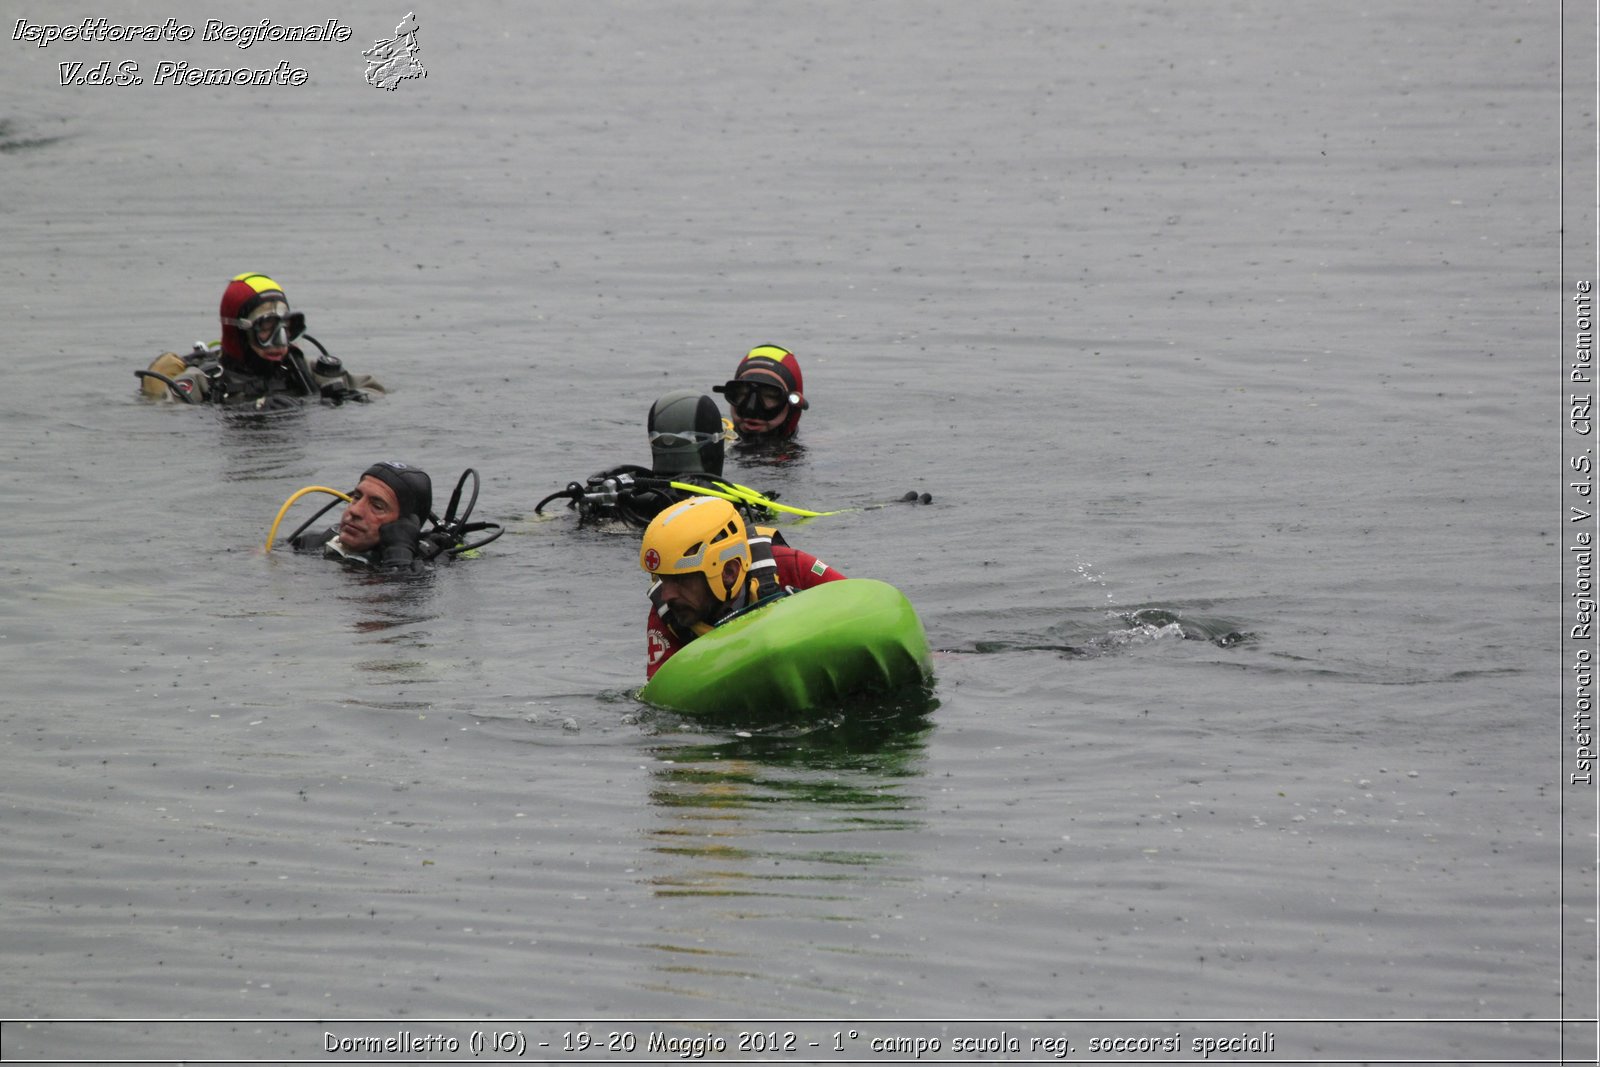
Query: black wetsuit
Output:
[[561, 465, 745, 528], [142, 343, 383, 410], [290, 526, 430, 573]]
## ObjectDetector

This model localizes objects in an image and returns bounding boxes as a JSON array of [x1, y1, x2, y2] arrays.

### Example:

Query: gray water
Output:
[[1, 1, 1592, 1062]]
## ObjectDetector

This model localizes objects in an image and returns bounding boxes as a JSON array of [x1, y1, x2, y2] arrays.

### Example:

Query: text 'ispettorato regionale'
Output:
[[12, 18, 352, 49]]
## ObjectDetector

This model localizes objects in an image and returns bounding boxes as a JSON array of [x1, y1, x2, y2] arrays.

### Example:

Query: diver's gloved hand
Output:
[[319, 380, 349, 406], [378, 515, 423, 566]]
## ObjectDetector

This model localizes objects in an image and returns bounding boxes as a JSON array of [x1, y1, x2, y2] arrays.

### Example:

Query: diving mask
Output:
[[229, 301, 297, 354], [649, 429, 725, 450], [717, 380, 796, 417]]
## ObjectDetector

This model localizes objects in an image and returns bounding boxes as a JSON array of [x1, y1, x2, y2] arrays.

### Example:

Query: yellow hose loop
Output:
[[667, 480, 833, 519], [264, 486, 352, 552]]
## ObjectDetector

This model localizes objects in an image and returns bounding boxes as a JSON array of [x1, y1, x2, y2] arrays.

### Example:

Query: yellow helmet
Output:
[[639, 496, 750, 602]]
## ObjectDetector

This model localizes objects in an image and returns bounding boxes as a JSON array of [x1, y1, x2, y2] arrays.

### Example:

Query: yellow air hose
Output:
[[668, 480, 835, 519], [264, 486, 352, 552]]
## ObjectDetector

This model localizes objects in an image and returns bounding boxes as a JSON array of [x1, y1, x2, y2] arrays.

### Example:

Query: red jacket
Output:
[[646, 544, 844, 678]]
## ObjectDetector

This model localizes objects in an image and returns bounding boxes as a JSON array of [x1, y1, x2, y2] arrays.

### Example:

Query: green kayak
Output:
[[639, 578, 933, 720]]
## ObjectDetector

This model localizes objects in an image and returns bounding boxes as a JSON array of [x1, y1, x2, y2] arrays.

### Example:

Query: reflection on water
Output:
[[0, 117, 68, 154], [337, 574, 438, 632], [637, 697, 934, 993], [330, 573, 445, 688], [214, 406, 309, 482], [728, 438, 808, 470]]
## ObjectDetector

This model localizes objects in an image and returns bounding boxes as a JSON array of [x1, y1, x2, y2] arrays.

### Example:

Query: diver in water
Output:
[[275, 462, 501, 571], [647, 389, 729, 477], [638, 496, 844, 678], [137, 273, 385, 410], [713, 345, 808, 444], [537, 389, 773, 528], [291, 461, 436, 571]]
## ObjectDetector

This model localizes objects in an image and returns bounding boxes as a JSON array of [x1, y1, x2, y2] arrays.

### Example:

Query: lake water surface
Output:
[[0, 1, 1594, 1062]]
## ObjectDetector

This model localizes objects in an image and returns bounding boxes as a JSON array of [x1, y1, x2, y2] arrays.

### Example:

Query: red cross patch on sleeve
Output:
[[648, 628, 671, 667]]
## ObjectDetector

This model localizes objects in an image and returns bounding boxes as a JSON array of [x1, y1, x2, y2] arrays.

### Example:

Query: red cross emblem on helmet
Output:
[[643, 548, 661, 571]]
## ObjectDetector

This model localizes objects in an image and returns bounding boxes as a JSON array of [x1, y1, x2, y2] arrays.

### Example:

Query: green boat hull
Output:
[[639, 578, 933, 720]]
